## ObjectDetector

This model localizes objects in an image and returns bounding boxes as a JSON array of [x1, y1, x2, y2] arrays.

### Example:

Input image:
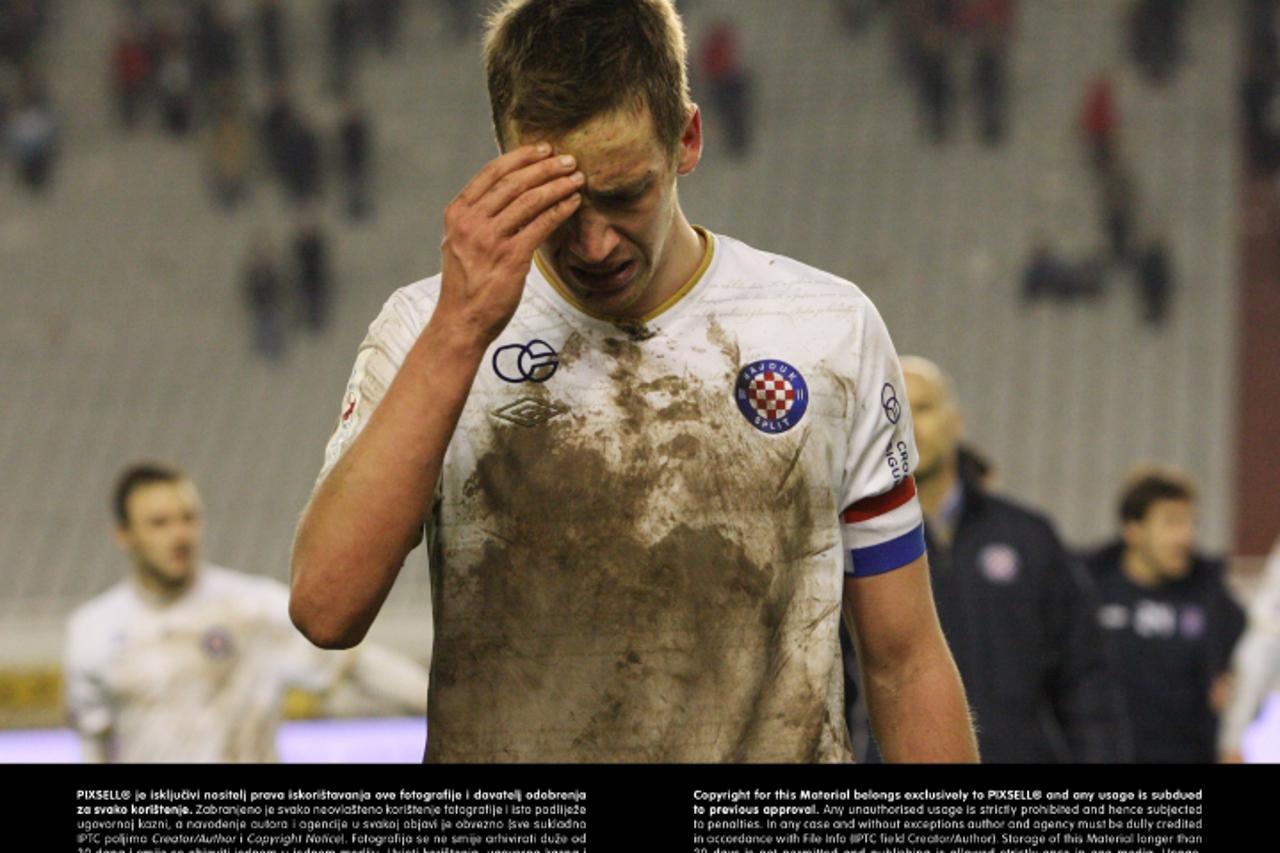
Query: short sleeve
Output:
[[838, 301, 925, 578], [63, 615, 113, 736], [318, 283, 438, 482]]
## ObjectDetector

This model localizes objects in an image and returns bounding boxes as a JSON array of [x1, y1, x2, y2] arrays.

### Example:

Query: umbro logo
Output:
[[491, 397, 569, 428]]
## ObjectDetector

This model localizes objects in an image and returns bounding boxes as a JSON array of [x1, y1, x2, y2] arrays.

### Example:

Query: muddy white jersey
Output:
[[321, 229, 923, 761], [64, 565, 351, 762]]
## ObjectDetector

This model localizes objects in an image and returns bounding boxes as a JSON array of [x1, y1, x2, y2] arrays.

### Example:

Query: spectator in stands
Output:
[[242, 237, 283, 359], [293, 213, 332, 331], [1021, 241, 1076, 301], [698, 21, 752, 158], [846, 356, 1129, 762], [261, 84, 294, 179], [207, 94, 252, 209], [912, 8, 953, 144], [112, 14, 153, 130], [338, 98, 372, 220], [1100, 163, 1136, 262], [1243, 1, 1280, 175], [971, 25, 1008, 146], [192, 0, 242, 97], [958, 0, 1016, 146], [368, 0, 404, 54], [1134, 232, 1173, 326], [1243, 55, 1280, 174], [0, 0, 44, 68], [277, 104, 323, 205], [1129, 0, 1187, 86], [156, 38, 194, 137], [1080, 71, 1117, 175], [1021, 241, 1105, 303], [257, 0, 287, 85], [1083, 467, 1245, 763], [328, 0, 360, 96], [6, 70, 57, 193]]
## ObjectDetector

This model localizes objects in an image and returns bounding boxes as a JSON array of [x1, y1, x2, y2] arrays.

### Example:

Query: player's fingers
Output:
[[511, 191, 582, 254], [456, 144, 555, 207], [493, 171, 585, 235], [475, 153, 579, 218]]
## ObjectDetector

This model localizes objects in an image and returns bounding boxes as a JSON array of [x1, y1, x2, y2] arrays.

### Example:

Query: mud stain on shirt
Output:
[[429, 328, 843, 762]]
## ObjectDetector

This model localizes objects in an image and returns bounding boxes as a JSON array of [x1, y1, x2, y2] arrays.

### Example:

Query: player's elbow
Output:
[[289, 588, 369, 650], [288, 556, 371, 650]]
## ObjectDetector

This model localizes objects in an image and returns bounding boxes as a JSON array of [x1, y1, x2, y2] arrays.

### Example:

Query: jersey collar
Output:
[[530, 226, 716, 331]]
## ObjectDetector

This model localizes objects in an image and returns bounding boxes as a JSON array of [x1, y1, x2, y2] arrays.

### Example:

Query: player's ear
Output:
[[676, 104, 702, 177]]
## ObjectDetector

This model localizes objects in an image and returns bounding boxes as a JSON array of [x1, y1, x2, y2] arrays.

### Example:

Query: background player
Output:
[[290, 0, 976, 763], [64, 462, 429, 762], [1084, 467, 1245, 763]]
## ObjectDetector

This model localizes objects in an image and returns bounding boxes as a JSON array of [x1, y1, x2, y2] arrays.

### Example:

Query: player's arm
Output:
[[345, 644, 430, 714], [290, 144, 584, 649], [844, 554, 979, 762], [64, 616, 116, 763]]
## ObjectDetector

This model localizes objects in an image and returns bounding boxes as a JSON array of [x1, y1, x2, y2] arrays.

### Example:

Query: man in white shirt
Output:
[[65, 462, 428, 762], [1220, 536, 1280, 762], [290, 0, 976, 763]]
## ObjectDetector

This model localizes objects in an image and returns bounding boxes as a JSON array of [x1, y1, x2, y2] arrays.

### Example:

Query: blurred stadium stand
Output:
[[0, 0, 1250, 737]]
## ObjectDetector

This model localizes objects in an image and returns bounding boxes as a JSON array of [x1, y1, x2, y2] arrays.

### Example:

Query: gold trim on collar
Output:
[[534, 226, 715, 324]]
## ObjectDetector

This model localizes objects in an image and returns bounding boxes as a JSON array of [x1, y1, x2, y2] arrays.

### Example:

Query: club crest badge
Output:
[[201, 627, 235, 659], [735, 359, 809, 434], [978, 544, 1020, 584]]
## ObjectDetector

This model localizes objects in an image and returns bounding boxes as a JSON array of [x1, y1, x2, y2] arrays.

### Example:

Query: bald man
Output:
[[848, 357, 1128, 762]]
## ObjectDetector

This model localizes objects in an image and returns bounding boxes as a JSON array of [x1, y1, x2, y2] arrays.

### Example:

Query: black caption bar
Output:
[[23, 762, 1269, 852]]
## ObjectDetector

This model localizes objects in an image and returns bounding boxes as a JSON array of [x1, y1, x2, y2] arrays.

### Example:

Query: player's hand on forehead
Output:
[[458, 143, 582, 215], [437, 143, 584, 345], [448, 141, 584, 252]]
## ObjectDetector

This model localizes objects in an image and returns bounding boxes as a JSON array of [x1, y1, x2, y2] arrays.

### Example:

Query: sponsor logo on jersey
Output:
[[1179, 605, 1206, 640], [885, 439, 910, 485], [734, 359, 809, 434], [1098, 603, 1129, 630], [491, 396, 569, 428], [978, 543, 1020, 584], [1134, 600, 1178, 638], [493, 339, 559, 384], [881, 382, 902, 424], [201, 627, 235, 659]]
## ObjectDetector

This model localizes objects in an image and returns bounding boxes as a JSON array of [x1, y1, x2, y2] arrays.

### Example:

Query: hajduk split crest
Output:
[[735, 359, 809, 434]]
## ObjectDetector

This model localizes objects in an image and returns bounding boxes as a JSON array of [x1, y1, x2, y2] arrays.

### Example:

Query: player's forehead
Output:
[[519, 106, 669, 192], [903, 369, 943, 408], [125, 480, 201, 520], [1147, 498, 1195, 524]]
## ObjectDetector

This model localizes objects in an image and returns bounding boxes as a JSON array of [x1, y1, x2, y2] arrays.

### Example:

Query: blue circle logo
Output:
[[735, 359, 809, 434]]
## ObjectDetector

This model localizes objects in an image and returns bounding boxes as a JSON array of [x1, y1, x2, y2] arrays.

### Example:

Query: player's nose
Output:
[[566, 209, 620, 265]]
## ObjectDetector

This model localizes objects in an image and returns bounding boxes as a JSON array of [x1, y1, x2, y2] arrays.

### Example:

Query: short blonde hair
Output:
[[483, 0, 692, 153]]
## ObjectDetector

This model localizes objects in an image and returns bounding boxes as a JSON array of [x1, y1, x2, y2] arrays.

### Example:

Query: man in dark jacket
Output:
[[1083, 468, 1245, 763], [847, 356, 1128, 762]]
